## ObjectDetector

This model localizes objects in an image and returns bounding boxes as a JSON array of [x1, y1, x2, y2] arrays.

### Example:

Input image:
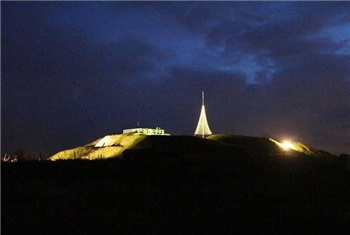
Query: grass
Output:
[[50, 134, 147, 160], [49, 133, 336, 161], [208, 134, 283, 155], [2, 155, 350, 234]]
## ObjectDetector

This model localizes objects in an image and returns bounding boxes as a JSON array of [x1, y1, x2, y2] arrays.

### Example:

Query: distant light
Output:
[[269, 138, 296, 152], [281, 141, 294, 150]]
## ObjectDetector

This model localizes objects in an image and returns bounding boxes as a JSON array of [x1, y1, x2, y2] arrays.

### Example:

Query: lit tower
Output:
[[194, 91, 212, 138]]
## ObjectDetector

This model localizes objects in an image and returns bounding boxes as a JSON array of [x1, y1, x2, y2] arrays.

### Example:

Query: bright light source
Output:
[[95, 136, 115, 147], [269, 138, 298, 153], [281, 141, 294, 150]]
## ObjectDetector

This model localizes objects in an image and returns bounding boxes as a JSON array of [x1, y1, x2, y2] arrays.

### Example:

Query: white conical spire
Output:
[[194, 91, 212, 138]]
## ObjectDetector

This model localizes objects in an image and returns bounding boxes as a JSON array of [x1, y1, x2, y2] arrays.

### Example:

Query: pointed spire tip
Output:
[[202, 91, 204, 105]]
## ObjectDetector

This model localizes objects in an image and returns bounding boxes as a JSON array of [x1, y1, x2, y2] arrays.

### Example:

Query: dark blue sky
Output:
[[2, 1, 350, 156]]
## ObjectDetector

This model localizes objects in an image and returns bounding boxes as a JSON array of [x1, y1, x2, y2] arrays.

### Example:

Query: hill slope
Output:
[[208, 134, 334, 157], [50, 134, 244, 160], [50, 134, 147, 160], [49, 133, 334, 161]]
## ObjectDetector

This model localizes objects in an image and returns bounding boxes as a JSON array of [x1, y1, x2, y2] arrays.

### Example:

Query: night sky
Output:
[[2, 1, 350, 156]]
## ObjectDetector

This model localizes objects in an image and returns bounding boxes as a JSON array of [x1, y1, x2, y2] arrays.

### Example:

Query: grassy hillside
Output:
[[49, 133, 334, 161], [49, 134, 244, 161], [4, 135, 349, 234], [50, 134, 147, 160], [208, 134, 335, 157], [208, 134, 284, 155], [127, 135, 245, 158]]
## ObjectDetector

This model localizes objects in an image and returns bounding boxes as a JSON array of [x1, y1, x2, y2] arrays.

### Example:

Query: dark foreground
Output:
[[2, 156, 350, 234]]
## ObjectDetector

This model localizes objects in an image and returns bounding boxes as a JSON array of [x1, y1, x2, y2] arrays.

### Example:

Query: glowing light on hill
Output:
[[269, 138, 297, 151], [95, 136, 115, 147], [281, 141, 295, 150]]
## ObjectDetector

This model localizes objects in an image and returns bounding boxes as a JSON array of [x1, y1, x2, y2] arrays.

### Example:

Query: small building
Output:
[[123, 127, 170, 136]]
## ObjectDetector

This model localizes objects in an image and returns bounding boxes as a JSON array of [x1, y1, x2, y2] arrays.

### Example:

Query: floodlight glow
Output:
[[281, 141, 294, 150], [95, 136, 114, 147], [269, 138, 297, 152]]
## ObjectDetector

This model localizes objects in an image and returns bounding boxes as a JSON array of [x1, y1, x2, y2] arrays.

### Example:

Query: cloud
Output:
[[161, 2, 350, 67]]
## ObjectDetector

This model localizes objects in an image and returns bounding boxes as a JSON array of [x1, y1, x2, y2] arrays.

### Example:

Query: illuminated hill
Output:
[[208, 134, 334, 158], [49, 133, 240, 160], [49, 133, 334, 161], [50, 134, 147, 160]]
